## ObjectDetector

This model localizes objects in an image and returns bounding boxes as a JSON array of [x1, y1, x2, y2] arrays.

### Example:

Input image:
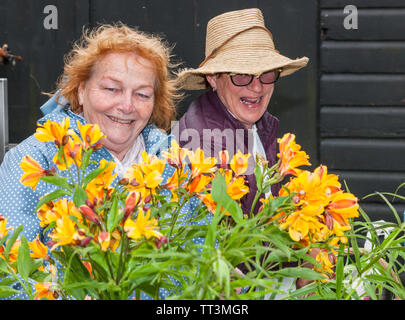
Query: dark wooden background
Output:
[[1, 0, 404, 222]]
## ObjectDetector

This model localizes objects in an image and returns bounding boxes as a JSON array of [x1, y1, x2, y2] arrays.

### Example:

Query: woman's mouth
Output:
[[107, 115, 134, 125], [240, 97, 262, 105]]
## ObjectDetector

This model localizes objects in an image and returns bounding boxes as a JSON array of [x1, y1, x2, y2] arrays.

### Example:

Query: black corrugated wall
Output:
[[319, 0, 405, 222]]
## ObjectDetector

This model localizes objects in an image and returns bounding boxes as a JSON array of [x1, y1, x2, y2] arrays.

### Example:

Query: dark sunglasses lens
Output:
[[230, 74, 253, 86], [259, 70, 279, 84]]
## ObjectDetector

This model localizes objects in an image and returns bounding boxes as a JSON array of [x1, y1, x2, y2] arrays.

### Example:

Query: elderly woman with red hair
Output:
[[0, 23, 192, 299]]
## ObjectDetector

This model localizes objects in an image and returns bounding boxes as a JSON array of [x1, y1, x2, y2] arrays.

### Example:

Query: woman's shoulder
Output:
[[142, 124, 170, 157]]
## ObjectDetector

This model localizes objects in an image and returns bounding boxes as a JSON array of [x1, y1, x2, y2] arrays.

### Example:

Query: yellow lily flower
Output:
[[230, 150, 250, 176], [98, 231, 110, 252], [29, 235, 49, 260], [188, 148, 217, 179], [187, 174, 212, 194], [34, 282, 56, 300], [225, 171, 249, 201], [162, 140, 188, 168], [34, 118, 73, 146], [123, 164, 150, 199], [144, 170, 164, 189], [52, 133, 83, 171], [6, 240, 21, 263], [277, 133, 310, 177], [77, 121, 106, 149], [19, 155, 48, 190], [0, 216, 12, 238], [124, 208, 162, 241], [140, 151, 165, 176], [50, 215, 78, 249], [326, 191, 359, 226]]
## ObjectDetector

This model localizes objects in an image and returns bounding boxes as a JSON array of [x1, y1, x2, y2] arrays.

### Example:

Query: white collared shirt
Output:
[[110, 133, 146, 178]]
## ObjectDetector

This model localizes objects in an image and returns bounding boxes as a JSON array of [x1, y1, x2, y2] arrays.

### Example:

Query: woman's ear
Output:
[[78, 82, 85, 106], [205, 74, 218, 90]]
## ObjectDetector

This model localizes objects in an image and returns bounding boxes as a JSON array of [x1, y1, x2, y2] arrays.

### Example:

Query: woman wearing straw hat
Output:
[[175, 8, 309, 215]]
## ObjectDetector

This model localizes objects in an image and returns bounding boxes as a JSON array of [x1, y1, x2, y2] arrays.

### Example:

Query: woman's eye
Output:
[[137, 92, 151, 99], [104, 87, 119, 93]]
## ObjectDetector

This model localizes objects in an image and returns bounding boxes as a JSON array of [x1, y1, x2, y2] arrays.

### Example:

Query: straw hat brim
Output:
[[176, 49, 309, 90]]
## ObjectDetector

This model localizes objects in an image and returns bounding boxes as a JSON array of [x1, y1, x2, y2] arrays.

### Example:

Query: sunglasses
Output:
[[228, 69, 281, 87]]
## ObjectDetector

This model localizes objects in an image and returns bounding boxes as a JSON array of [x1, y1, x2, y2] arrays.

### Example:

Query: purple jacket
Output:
[[175, 90, 280, 215]]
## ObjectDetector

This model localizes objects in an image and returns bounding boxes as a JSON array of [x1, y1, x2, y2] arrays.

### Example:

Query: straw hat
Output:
[[176, 8, 309, 90]]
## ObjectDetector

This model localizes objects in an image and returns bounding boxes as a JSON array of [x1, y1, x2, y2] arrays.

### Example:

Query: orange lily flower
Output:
[[124, 208, 162, 241], [188, 148, 217, 179], [19, 155, 48, 190], [77, 121, 106, 149], [0, 217, 12, 238], [230, 150, 250, 176], [34, 118, 73, 146], [277, 133, 310, 177], [98, 231, 110, 252], [34, 282, 57, 300], [162, 140, 188, 168], [29, 234, 49, 260]]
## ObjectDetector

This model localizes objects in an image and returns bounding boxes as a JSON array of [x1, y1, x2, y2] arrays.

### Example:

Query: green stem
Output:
[[116, 233, 129, 285], [249, 190, 262, 219]]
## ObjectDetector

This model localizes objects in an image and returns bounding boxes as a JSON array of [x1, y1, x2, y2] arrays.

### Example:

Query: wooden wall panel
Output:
[[321, 0, 405, 8], [321, 41, 405, 74], [320, 107, 405, 138], [321, 9, 405, 41], [320, 139, 405, 171], [320, 74, 405, 106], [332, 170, 405, 203]]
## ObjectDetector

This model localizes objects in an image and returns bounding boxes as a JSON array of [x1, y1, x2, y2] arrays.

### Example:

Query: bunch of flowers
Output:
[[261, 133, 359, 279], [0, 119, 370, 300]]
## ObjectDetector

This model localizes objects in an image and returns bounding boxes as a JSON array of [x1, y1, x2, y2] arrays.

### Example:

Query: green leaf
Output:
[[82, 166, 107, 188], [73, 184, 88, 207], [80, 149, 93, 172], [273, 267, 327, 281], [35, 189, 71, 212], [4, 225, 23, 260], [40, 176, 73, 192], [0, 286, 20, 298], [211, 174, 243, 223], [335, 243, 345, 300], [106, 196, 121, 233], [17, 235, 32, 282], [0, 258, 10, 273]]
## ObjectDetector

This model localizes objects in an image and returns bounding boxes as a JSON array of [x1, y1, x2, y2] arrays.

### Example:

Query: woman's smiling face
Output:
[[78, 51, 156, 160], [206, 73, 274, 129]]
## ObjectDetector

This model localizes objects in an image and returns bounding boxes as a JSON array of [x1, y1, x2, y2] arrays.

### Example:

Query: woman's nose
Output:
[[118, 91, 135, 113], [248, 77, 263, 92]]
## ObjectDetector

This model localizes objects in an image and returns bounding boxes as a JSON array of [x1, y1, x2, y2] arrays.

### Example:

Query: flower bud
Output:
[[92, 142, 104, 151], [79, 205, 101, 225], [325, 212, 334, 230], [61, 135, 70, 146], [130, 179, 140, 187], [79, 236, 92, 247], [119, 178, 129, 185], [46, 240, 57, 248], [85, 199, 94, 209], [144, 194, 152, 204]]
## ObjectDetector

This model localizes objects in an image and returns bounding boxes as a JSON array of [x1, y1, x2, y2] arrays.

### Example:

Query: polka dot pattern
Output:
[[0, 106, 206, 300]]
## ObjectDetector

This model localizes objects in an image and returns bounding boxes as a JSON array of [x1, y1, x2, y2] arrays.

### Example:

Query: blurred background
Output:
[[1, 0, 404, 222]]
